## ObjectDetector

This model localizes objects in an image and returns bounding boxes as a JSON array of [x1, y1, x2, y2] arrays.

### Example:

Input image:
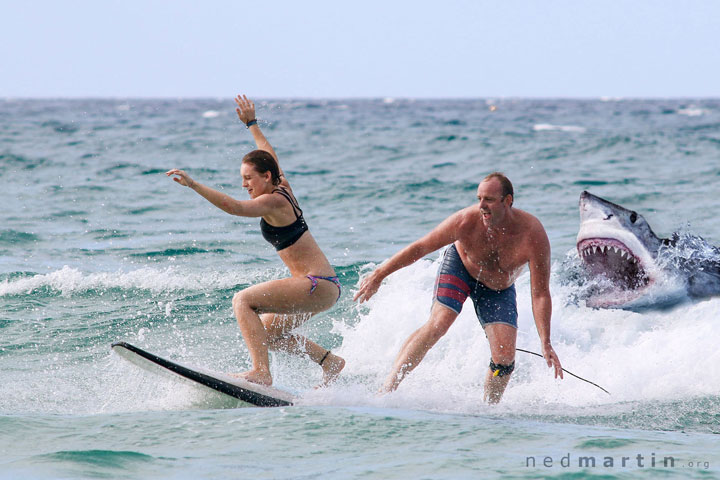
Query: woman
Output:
[[166, 95, 345, 387]]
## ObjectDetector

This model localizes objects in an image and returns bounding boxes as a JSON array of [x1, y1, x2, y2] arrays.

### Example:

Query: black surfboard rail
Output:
[[111, 341, 293, 407]]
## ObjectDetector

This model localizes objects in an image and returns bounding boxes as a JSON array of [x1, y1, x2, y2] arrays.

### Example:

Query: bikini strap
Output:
[[272, 187, 303, 218]]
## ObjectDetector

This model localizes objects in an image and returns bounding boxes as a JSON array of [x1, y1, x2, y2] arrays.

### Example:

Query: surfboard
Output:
[[111, 341, 295, 407]]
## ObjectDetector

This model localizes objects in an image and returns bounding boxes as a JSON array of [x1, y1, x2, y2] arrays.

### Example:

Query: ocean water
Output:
[[1, 97, 720, 478]]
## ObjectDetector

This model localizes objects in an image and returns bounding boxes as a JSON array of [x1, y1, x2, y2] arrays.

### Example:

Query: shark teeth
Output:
[[579, 242, 637, 264]]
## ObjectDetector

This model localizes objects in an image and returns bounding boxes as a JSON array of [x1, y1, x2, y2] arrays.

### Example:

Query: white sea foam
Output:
[[202, 110, 221, 118], [328, 254, 720, 413], [0, 265, 262, 296], [7, 257, 719, 418], [533, 123, 587, 133], [677, 107, 706, 117]]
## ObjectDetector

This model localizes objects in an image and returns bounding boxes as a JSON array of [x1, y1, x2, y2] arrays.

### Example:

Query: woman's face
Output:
[[240, 163, 272, 199]]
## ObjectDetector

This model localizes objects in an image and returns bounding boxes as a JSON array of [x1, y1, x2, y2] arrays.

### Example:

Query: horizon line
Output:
[[3, 95, 719, 101]]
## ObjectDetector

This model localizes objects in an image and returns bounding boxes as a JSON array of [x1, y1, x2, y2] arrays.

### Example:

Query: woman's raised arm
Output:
[[235, 94, 289, 189], [235, 95, 279, 161]]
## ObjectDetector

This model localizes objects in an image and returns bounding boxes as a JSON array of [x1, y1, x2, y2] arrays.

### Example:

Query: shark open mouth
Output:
[[577, 238, 650, 291]]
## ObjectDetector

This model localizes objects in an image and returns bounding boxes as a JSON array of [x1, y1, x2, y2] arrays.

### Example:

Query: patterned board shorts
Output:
[[433, 244, 518, 329]]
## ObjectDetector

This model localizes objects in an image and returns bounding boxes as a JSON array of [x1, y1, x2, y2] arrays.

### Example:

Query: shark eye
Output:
[[630, 212, 638, 223]]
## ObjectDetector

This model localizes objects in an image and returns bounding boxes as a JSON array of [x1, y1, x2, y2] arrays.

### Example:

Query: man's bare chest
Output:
[[457, 235, 528, 275]]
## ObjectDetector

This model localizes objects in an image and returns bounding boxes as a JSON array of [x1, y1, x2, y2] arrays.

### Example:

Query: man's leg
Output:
[[483, 323, 517, 404], [381, 302, 459, 392]]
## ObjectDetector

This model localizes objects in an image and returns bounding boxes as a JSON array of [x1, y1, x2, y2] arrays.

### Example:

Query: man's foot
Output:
[[317, 353, 345, 388], [231, 369, 273, 386]]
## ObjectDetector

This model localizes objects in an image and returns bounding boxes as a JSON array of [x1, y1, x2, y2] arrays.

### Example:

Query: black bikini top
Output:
[[260, 188, 308, 251]]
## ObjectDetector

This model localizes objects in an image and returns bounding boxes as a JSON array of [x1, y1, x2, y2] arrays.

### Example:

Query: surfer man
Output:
[[166, 95, 345, 387], [354, 173, 563, 403]]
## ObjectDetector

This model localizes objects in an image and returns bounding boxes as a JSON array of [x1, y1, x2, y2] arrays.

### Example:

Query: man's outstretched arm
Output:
[[354, 212, 464, 303]]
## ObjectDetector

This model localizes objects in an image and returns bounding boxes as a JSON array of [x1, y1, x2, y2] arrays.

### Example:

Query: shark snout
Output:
[[579, 191, 615, 222], [579, 190, 601, 205], [579, 191, 608, 209]]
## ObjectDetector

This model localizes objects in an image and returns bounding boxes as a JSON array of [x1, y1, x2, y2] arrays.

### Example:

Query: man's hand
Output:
[[166, 168, 195, 188], [235, 94, 256, 124], [541, 342, 563, 379], [353, 269, 385, 303]]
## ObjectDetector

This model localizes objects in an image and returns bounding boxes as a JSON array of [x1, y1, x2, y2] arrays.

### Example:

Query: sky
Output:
[[1, 0, 719, 98]]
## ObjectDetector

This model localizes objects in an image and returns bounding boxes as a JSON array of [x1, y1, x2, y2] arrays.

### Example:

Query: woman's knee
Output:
[[232, 290, 255, 313], [232, 291, 257, 321]]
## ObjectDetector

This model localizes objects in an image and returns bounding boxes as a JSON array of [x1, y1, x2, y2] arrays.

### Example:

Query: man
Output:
[[354, 172, 563, 403]]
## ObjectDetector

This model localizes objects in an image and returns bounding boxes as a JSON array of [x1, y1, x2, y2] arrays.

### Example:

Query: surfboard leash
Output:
[[516, 348, 610, 395]]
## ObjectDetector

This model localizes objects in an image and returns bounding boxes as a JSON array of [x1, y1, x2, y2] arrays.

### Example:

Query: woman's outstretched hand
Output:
[[166, 168, 195, 188], [235, 95, 256, 124]]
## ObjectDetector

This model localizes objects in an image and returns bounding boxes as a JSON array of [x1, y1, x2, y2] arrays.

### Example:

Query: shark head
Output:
[[576, 191, 665, 307]]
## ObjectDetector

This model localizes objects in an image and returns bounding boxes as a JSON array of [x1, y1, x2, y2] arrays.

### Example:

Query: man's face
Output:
[[476, 179, 510, 227]]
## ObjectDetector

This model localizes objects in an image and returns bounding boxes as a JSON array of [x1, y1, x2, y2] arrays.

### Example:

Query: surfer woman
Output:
[[166, 95, 345, 387]]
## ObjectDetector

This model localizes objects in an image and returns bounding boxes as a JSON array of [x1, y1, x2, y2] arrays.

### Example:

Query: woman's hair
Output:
[[242, 150, 281, 186]]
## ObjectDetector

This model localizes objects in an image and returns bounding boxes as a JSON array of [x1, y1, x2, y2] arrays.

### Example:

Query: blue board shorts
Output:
[[433, 244, 518, 329]]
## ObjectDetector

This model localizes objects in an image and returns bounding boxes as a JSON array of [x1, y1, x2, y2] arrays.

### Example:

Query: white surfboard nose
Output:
[[111, 342, 295, 407]]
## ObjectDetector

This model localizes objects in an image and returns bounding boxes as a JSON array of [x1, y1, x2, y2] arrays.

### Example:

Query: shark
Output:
[[576, 191, 720, 308]]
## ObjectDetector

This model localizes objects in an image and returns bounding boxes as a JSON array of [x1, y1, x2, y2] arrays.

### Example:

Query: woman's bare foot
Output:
[[318, 353, 345, 388], [231, 369, 273, 386]]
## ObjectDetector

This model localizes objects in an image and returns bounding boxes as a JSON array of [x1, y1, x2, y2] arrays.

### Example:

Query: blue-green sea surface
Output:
[[2, 98, 720, 478]]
